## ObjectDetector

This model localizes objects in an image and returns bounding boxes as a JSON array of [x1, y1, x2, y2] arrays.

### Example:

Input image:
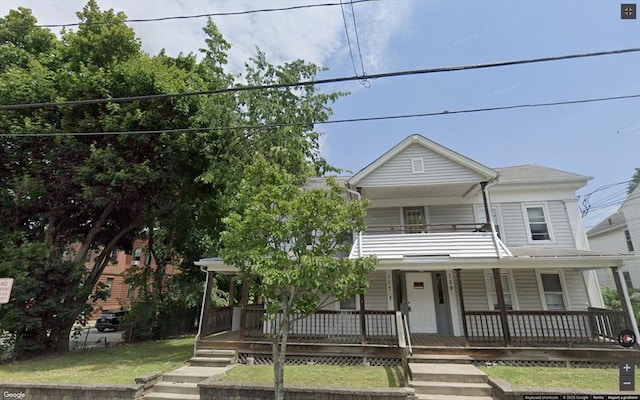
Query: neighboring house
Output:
[[68, 238, 177, 318], [588, 185, 640, 290], [196, 135, 637, 354]]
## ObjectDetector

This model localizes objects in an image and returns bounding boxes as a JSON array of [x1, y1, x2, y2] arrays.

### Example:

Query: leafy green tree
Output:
[[628, 167, 640, 194], [221, 157, 376, 400], [0, 2, 230, 356], [602, 287, 640, 325]]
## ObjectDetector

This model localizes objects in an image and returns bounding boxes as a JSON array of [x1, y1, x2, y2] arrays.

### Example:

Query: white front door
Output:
[[405, 272, 437, 333]]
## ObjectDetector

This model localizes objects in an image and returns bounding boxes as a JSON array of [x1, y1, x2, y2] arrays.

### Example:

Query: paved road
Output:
[[69, 326, 125, 351]]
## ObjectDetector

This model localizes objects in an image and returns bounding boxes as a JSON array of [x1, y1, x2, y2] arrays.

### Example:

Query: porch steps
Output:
[[189, 348, 236, 367], [409, 359, 494, 400], [142, 366, 227, 400]]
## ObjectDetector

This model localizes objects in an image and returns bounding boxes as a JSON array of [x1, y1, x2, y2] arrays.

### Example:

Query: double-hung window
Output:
[[524, 205, 552, 242], [339, 295, 357, 310], [538, 272, 566, 310], [625, 230, 635, 252], [485, 272, 515, 310]]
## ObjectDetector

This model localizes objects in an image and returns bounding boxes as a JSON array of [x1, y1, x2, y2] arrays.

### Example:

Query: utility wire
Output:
[[349, 0, 367, 77], [2, 47, 638, 111], [3, 93, 639, 137], [32, 0, 376, 28], [339, 0, 359, 76]]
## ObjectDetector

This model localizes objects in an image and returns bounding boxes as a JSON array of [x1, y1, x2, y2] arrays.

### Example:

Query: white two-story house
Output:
[[197, 135, 637, 351], [588, 185, 640, 291]]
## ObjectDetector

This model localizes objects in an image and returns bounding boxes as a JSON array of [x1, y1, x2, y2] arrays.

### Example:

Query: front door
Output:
[[405, 272, 437, 333], [432, 271, 453, 335]]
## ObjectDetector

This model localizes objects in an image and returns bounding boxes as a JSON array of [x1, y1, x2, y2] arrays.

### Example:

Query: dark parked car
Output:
[[95, 310, 128, 332]]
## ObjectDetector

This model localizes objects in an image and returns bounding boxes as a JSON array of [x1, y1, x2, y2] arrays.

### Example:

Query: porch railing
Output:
[[202, 306, 233, 337], [464, 309, 628, 346], [244, 309, 397, 345], [365, 223, 489, 235]]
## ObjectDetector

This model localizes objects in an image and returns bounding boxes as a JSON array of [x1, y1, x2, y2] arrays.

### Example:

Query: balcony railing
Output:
[[365, 223, 490, 235], [202, 306, 233, 337], [243, 309, 397, 345], [464, 309, 628, 346]]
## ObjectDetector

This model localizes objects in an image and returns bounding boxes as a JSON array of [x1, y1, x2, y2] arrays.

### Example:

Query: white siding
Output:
[[358, 143, 485, 187], [428, 205, 475, 226], [512, 269, 543, 310], [365, 207, 400, 233], [497, 201, 575, 247], [547, 201, 576, 247], [589, 228, 630, 253], [564, 270, 590, 310], [365, 271, 389, 310], [499, 203, 528, 245]]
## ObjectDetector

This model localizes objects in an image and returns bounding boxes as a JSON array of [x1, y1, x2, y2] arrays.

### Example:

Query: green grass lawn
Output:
[[479, 365, 640, 391], [221, 365, 403, 388], [0, 337, 193, 384]]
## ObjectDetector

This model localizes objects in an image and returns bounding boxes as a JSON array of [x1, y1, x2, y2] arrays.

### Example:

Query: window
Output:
[[110, 248, 119, 264], [539, 273, 566, 310], [403, 207, 425, 233], [134, 248, 142, 261], [625, 230, 635, 252], [525, 205, 551, 241], [144, 252, 152, 265], [105, 277, 114, 297], [127, 284, 135, 299], [339, 295, 357, 310], [485, 272, 515, 310], [623, 271, 634, 290]]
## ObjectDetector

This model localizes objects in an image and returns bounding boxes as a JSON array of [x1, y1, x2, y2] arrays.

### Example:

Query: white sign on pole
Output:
[[0, 278, 14, 304]]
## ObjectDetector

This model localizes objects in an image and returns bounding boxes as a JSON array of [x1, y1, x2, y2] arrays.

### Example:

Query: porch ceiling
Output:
[[357, 182, 479, 200]]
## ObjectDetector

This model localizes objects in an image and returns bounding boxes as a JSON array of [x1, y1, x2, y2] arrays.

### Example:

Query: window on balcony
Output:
[[474, 205, 501, 238], [339, 295, 357, 310], [403, 207, 425, 233], [524, 205, 552, 242]]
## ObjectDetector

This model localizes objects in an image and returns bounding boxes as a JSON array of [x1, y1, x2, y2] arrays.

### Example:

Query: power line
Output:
[[339, 0, 359, 76], [3, 93, 639, 137], [349, 0, 367, 77], [32, 0, 376, 28], [2, 47, 638, 111]]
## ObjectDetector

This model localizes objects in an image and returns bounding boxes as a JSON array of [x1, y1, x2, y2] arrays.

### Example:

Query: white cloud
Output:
[[1, 0, 415, 75]]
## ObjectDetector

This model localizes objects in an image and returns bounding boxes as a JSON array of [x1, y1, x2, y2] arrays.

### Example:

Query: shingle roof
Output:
[[304, 176, 350, 190], [586, 212, 627, 236], [494, 165, 591, 184]]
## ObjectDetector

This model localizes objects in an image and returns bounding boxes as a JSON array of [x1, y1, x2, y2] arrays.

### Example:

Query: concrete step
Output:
[[152, 382, 199, 395], [195, 349, 236, 357], [189, 356, 231, 367], [409, 363, 487, 383], [162, 366, 224, 384], [412, 381, 493, 397], [415, 394, 494, 400], [408, 354, 473, 364], [143, 393, 199, 400]]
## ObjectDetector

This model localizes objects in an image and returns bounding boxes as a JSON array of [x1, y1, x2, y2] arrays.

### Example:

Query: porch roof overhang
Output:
[[349, 233, 635, 271], [353, 181, 483, 201], [195, 257, 238, 274]]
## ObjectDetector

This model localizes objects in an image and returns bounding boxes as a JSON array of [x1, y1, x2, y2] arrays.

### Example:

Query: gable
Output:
[[353, 139, 495, 187]]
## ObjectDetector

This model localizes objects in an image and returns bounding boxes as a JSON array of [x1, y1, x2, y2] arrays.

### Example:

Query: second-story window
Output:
[[524, 205, 551, 241], [625, 230, 635, 252], [474, 205, 501, 238], [403, 207, 425, 233]]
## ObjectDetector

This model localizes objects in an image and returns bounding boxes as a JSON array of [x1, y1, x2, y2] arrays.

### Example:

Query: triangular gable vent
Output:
[[411, 158, 424, 173]]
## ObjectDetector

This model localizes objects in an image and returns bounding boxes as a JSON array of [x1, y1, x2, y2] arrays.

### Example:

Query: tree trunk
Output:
[[272, 312, 289, 400]]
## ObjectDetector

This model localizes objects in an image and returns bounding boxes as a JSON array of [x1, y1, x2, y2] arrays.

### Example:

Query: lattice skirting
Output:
[[473, 359, 620, 368], [238, 353, 400, 367]]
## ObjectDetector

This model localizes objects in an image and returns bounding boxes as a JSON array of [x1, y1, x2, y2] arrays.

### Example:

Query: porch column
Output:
[[200, 271, 215, 337], [454, 269, 469, 346], [359, 293, 367, 344], [492, 268, 512, 347], [480, 181, 491, 231], [228, 276, 236, 307], [611, 266, 640, 348], [238, 276, 249, 341]]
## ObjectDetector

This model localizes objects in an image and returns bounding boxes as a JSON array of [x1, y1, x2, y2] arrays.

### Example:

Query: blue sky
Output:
[[2, 0, 639, 228]]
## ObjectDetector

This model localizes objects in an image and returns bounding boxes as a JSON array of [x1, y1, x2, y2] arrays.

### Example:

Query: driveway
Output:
[[69, 326, 125, 351]]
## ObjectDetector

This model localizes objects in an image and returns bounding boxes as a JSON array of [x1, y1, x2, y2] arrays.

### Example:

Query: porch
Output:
[[199, 306, 629, 349]]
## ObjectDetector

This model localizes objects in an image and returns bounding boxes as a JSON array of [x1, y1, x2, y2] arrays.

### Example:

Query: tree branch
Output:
[[73, 201, 115, 265]]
